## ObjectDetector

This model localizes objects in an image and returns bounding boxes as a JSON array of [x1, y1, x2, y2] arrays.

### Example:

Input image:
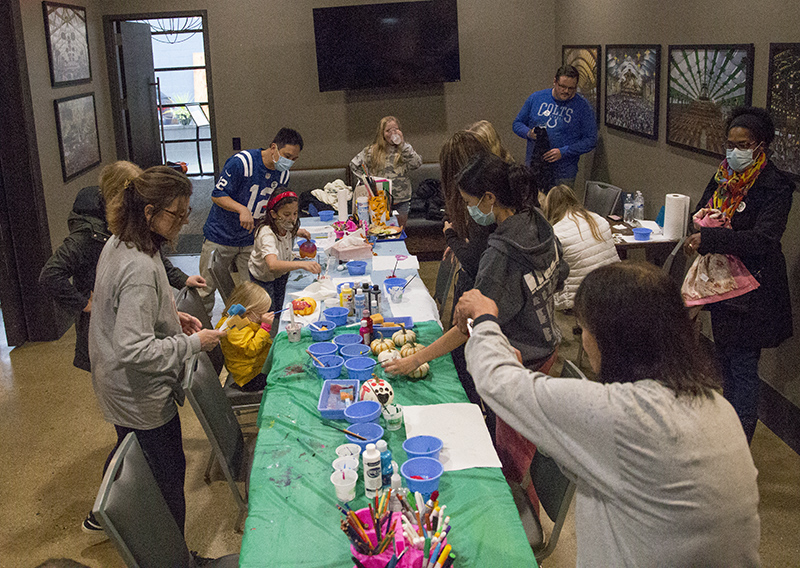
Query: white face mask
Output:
[[726, 148, 755, 172]]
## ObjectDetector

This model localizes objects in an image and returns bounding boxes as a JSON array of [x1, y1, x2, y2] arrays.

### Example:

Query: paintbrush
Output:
[[401, 274, 417, 290], [306, 350, 327, 367], [323, 422, 367, 440]]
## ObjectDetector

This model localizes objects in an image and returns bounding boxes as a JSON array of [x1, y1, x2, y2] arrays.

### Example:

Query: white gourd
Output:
[[392, 329, 417, 347], [408, 362, 430, 379]]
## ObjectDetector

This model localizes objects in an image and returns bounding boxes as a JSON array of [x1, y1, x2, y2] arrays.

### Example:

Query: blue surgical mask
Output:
[[273, 150, 294, 172], [467, 194, 495, 226], [726, 148, 755, 173]]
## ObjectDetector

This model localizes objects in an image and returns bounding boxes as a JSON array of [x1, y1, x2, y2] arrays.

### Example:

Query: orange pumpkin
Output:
[[292, 297, 317, 316]]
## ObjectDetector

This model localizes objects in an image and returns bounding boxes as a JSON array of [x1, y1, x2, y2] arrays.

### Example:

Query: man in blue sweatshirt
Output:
[[513, 65, 597, 189]]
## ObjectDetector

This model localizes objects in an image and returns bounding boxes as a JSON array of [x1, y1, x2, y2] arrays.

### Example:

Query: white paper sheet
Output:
[[402, 403, 502, 471], [371, 255, 420, 272]]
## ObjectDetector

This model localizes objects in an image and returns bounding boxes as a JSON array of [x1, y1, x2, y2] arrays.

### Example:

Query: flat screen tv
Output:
[[313, 0, 460, 92]]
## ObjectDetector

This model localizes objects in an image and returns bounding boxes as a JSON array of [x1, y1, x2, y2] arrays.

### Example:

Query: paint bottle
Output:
[[363, 443, 382, 499], [377, 439, 392, 488], [340, 284, 354, 316]]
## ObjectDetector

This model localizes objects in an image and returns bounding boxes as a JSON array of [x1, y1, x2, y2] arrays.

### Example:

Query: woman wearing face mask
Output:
[[683, 106, 794, 443], [384, 152, 568, 385], [249, 191, 319, 311], [350, 116, 422, 227]]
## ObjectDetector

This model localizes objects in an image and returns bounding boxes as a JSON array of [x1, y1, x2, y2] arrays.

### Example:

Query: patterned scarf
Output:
[[709, 152, 767, 219]]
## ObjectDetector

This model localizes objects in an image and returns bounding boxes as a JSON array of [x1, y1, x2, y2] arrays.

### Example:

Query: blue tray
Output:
[[317, 379, 360, 420], [373, 316, 414, 338], [375, 229, 407, 242]]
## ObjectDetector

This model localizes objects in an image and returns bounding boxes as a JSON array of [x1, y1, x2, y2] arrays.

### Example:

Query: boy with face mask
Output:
[[199, 128, 304, 315]]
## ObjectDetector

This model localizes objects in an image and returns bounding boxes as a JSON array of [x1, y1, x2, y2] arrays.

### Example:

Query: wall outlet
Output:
[[232, 137, 241, 151]]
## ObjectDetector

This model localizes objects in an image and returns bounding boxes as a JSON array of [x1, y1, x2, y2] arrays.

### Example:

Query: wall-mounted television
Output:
[[312, 0, 460, 92]]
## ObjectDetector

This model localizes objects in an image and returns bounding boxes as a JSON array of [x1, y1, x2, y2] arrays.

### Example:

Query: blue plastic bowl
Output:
[[403, 435, 443, 460], [319, 210, 335, 222], [401, 457, 444, 498], [345, 356, 377, 381], [308, 342, 339, 359], [383, 277, 407, 295], [312, 355, 344, 380], [340, 343, 371, 360], [344, 400, 381, 424], [633, 227, 652, 241], [336, 282, 355, 293], [333, 334, 363, 349], [323, 307, 349, 327], [309, 320, 336, 342], [345, 422, 384, 450], [347, 260, 367, 276]]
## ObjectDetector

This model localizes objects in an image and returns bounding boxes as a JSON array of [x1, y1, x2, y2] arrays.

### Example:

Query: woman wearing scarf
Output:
[[683, 107, 794, 443]]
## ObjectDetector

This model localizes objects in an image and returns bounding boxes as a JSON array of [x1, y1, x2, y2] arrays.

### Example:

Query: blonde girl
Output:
[[543, 184, 619, 310], [215, 282, 274, 392], [248, 191, 320, 311], [468, 120, 515, 164], [350, 116, 422, 226]]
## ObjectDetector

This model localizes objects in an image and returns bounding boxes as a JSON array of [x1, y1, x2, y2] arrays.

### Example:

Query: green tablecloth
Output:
[[239, 321, 537, 567]]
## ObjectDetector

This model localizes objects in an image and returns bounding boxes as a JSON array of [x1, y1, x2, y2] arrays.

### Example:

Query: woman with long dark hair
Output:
[[456, 262, 760, 566], [683, 106, 794, 443]]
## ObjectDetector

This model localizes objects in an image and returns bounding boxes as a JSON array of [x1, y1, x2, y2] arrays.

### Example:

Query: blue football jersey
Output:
[[203, 149, 290, 247]]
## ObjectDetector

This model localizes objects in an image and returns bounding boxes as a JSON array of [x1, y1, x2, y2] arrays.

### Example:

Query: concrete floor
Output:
[[1, 259, 798, 566]]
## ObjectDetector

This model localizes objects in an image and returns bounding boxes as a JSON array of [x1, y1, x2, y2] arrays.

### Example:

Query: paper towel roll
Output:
[[337, 187, 348, 222], [663, 194, 691, 240]]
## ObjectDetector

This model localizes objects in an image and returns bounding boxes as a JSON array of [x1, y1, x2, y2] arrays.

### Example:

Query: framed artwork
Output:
[[604, 44, 660, 140], [54, 93, 101, 182], [667, 44, 754, 157], [42, 1, 91, 87], [562, 45, 601, 123], [767, 43, 800, 179]]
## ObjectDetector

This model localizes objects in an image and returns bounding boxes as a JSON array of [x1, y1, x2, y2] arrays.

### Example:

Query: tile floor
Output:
[[1, 258, 798, 566]]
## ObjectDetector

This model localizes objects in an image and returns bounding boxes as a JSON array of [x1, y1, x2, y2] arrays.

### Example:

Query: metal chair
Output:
[[433, 252, 459, 319], [174, 286, 224, 375], [584, 180, 623, 218], [183, 353, 255, 532], [661, 237, 688, 286], [92, 432, 239, 567], [509, 359, 582, 563], [208, 249, 235, 304]]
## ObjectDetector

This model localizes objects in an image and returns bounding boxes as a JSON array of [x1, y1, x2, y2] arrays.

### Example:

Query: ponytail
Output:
[[456, 153, 539, 211]]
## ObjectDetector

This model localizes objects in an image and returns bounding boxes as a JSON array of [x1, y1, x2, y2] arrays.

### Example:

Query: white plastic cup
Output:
[[286, 322, 302, 343], [389, 286, 404, 303], [336, 443, 362, 463], [332, 456, 359, 471], [382, 404, 404, 431], [331, 469, 358, 502]]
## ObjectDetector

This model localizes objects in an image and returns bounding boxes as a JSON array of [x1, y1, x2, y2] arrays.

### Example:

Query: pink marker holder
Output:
[[350, 508, 445, 568]]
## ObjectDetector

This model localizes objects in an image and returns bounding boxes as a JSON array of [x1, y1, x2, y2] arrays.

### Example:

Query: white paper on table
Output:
[[402, 403, 501, 471], [389, 277, 441, 327], [279, 298, 323, 324], [371, 255, 420, 272]]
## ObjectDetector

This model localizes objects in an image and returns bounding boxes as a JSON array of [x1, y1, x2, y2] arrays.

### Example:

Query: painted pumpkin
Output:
[[359, 377, 394, 405], [392, 328, 416, 347], [408, 362, 430, 379], [377, 349, 401, 368], [292, 297, 317, 315], [370, 337, 395, 356], [400, 342, 424, 358]]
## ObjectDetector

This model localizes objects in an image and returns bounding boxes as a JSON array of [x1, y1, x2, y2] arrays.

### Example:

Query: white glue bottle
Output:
[[363, 443, 382, 499]]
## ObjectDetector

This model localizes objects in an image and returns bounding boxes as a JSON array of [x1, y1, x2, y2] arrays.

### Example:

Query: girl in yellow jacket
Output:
[[216, 282, 274, 391]]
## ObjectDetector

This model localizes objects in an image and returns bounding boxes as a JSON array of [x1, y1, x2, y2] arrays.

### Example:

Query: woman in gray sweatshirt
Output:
[[457, 262, 760, 567], [88, 167, 225, 533]]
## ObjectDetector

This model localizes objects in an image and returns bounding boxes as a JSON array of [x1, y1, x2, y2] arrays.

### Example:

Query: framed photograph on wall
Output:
[[54, 93, 101, 182], [767, 43, 800, 179], [562, 45, 601, 124], [667, 44, 754, 157], [604, 44, 660, 140], [42, 1, 91, 87]]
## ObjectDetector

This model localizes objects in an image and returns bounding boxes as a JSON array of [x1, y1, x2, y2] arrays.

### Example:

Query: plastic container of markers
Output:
[[350, 509, 445, 568]]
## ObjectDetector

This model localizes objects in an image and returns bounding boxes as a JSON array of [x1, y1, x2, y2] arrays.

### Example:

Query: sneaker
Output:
[[81, 511, 103, 533]]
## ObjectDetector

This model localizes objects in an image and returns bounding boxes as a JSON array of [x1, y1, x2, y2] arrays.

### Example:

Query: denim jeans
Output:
[[716, 344, 762, 443]]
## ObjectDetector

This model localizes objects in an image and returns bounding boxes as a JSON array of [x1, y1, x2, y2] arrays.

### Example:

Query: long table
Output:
[[239, 219, 537, 567]]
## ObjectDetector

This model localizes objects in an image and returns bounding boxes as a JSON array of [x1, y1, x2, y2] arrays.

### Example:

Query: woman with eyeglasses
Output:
[[88, 166, 226, 533], [683, 106, 795, 443]]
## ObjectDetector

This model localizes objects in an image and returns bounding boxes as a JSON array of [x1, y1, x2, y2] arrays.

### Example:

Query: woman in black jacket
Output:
[[683, 107, 794, 443]]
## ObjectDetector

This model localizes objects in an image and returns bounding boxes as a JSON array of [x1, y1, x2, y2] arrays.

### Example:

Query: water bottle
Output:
[[363, 443, 382, 499], [356, 196, 370, 228], [634, 191, 645, 221], [624, 193, 634, 223], [354, 293, 366, 318], [376, 440, 392, 488]]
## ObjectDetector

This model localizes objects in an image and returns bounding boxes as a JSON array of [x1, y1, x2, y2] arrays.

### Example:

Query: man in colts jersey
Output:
[[198, 127, 304, 315]]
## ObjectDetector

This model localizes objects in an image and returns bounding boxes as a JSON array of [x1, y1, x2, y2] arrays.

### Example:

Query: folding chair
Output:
[[661, 237, 687, 286], [509, 359, 582, 563], [183, 353, 256, 532], [433, 252, 458, 319], [93, 432, 239, 567], [208, 249, 236, 304], [584, 180, 623, 218], [174, 286, 224, 375]]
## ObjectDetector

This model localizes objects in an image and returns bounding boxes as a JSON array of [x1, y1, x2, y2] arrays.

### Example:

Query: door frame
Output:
[[102, 10, 218, 176]]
